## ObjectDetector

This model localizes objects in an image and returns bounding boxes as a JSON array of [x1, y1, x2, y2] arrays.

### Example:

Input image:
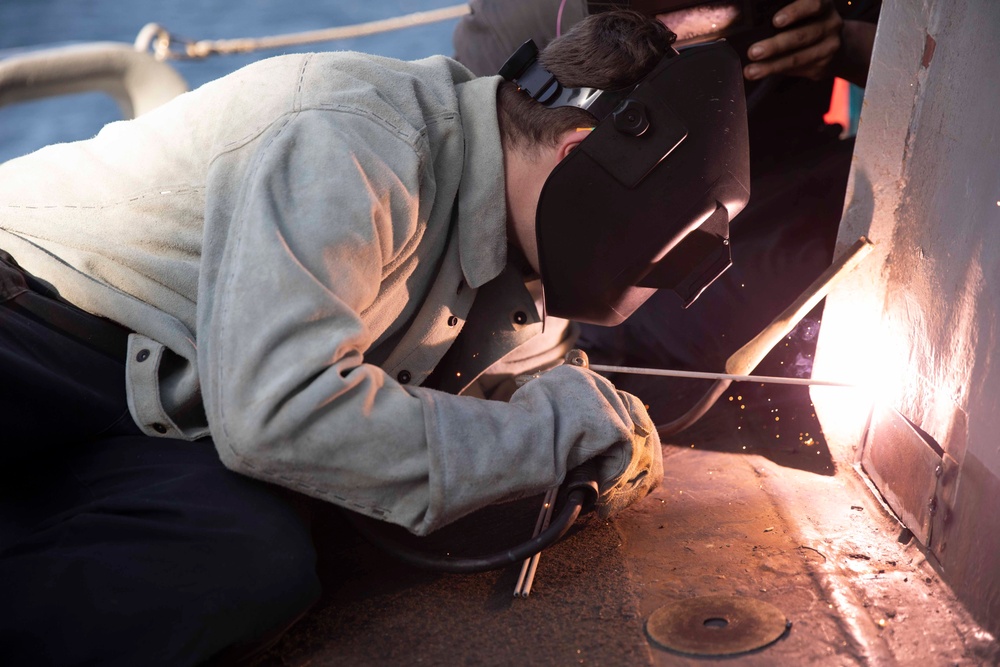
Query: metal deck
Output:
[[254, 383, 997, 666]]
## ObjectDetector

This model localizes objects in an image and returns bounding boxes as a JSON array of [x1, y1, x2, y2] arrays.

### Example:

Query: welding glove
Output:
[[504, 361, 662, 522], [534, 365, 662, 520], [590, 390, 663, 520]]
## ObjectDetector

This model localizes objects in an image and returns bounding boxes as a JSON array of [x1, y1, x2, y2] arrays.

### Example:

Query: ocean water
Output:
[[0, 0, 464, 162]]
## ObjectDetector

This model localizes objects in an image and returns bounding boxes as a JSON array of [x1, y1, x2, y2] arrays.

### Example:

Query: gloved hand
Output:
[[537, 349, 663, 520], [589, 389, 663, 519]]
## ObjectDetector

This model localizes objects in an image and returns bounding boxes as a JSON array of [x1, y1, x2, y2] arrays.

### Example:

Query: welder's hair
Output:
[[497, 9, 675, 152]]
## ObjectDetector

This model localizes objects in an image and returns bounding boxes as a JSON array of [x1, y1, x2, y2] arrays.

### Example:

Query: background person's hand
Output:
[[743, 0, 844, 82]]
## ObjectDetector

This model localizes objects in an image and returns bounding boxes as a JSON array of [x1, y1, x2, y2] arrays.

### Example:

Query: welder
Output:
[[0, 9, 747, 666], [453, 0, 881, 417]]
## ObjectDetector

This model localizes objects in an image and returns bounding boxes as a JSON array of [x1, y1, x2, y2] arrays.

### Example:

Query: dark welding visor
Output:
[[499, 39, 749, 325]]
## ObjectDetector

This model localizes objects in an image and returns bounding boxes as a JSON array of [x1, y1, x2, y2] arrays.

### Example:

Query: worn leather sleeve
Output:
[[199, 110, 635, 537]]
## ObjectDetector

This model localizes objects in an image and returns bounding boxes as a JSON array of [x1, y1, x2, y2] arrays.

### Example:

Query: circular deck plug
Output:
[[646, 595, 790, 656]]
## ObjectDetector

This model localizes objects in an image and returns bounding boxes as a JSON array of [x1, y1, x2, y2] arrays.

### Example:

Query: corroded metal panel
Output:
[[861, 404, 941, 547]]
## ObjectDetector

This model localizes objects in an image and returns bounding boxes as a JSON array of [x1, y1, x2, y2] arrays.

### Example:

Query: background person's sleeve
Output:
[[452, 0, 589, 76]]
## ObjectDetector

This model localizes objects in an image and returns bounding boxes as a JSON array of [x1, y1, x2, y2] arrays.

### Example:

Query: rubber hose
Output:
[[349, 461, 600, 574], [348, 488, 590, 574], [655, 378, 732, 437]]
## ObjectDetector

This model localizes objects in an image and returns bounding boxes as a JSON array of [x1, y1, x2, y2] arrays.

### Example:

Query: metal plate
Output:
[[646, 595, 789, 656]]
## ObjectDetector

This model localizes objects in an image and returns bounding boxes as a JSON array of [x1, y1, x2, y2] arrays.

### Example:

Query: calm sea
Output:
[[0, 0, 464, 163]]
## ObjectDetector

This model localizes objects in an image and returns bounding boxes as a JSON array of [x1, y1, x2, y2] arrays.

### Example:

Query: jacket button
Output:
[[397, 370, 412, 384], [151, 423, 167, 434], [512, 311, 528, 325], [136, 349, 150, 362], [447, 315, 459, 327]]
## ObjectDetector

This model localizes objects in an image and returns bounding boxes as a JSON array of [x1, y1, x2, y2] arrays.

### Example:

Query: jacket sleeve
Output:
[[200, 109, 634, 536]]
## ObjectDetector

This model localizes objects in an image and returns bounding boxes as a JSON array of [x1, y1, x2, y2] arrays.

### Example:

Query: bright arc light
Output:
[[810, 301, 912, 434]]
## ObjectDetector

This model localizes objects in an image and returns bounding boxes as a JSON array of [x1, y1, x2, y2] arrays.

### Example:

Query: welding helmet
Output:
[[499, 38, 750, 325]]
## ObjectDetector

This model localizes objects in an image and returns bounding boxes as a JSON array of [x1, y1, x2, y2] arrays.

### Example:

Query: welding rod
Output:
[[590, 238, 875, 389], [588, 364, 855, 387], [514, 487, 557, 597], [513, 488, 550, 594], [510, 239, 875, 587]]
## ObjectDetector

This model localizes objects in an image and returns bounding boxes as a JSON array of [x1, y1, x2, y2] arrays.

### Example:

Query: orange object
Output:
[[823, 76, 852, 129]]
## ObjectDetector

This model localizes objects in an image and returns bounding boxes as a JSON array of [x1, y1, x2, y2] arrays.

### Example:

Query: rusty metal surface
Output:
[[646, 595, 788, 656]]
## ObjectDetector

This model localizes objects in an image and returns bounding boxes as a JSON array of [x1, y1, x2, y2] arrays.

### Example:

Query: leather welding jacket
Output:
[[0, 51, 635, 535]]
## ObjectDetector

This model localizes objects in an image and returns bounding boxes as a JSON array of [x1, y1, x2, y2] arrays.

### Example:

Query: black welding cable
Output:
[[347, 462, 600, 574], [655, 378, 732, 437], [348, 488, 588, 574]]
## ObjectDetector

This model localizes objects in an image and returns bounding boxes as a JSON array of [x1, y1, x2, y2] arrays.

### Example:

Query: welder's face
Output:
[[508, 129, 593, 279]]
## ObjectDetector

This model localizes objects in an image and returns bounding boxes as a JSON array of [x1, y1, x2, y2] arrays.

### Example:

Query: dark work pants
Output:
[[0, 255, 321, 666]]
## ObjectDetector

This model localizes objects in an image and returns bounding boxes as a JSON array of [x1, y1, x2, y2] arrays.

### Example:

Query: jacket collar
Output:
[[454, 76, 507, 290]]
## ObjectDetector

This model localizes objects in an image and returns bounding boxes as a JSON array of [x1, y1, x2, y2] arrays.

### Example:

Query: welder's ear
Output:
[[555, 127, 593, 161]]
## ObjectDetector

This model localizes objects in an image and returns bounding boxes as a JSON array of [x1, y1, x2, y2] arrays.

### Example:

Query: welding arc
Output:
[[588, 364, 854, 387], [651, 236, 874, 437]]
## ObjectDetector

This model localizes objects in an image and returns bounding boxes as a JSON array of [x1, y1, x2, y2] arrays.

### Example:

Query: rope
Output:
[[134, 4, 471, 61]]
